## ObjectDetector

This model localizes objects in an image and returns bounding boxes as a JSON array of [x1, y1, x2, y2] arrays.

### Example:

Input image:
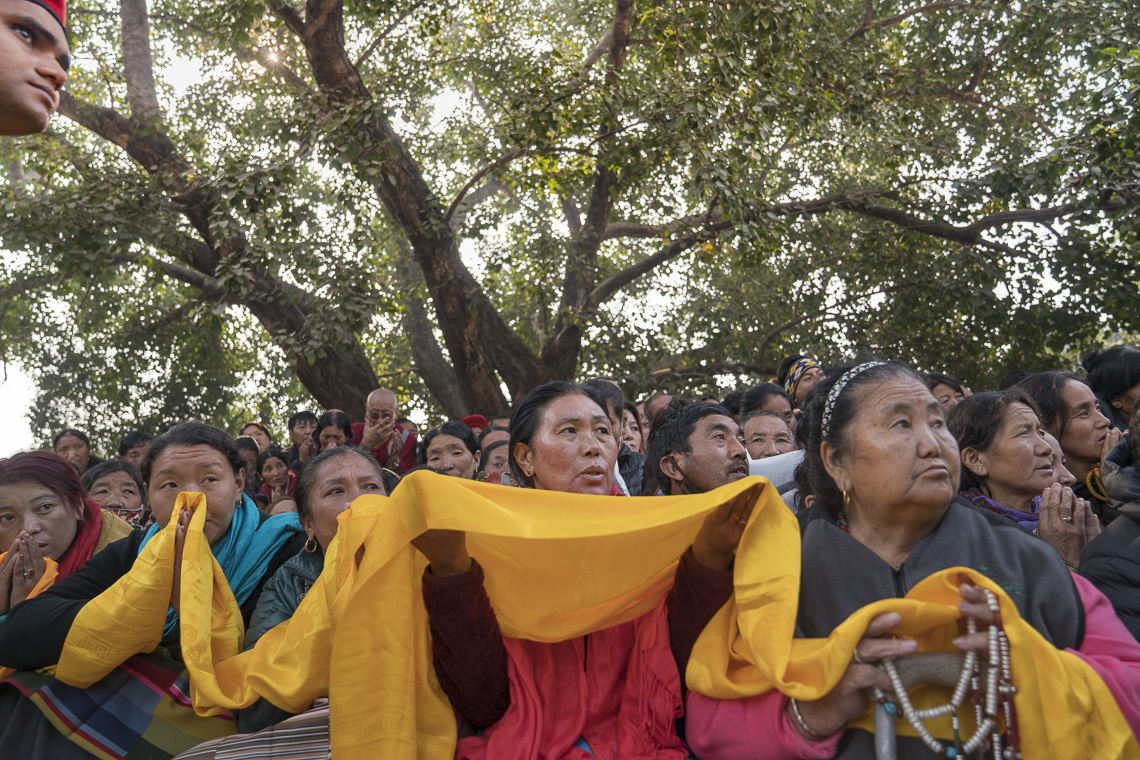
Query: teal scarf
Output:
[[139, 493, 303, 642]]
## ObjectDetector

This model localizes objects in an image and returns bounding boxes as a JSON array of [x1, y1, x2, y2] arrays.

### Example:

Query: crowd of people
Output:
[[8, 2, 1140, 759], [2, 343, 1140, 758]]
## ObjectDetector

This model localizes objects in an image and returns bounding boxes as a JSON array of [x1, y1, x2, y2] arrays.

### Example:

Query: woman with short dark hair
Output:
[[236, 446, 388, 733], [419, 422, 481, 479], [740, 382, 796, 432], [256, 447, 295, 503], [411, 380, 751, 756], [52, 428, 103, 476], [314, 410, 353, 451], [924, 371, 966, 411]]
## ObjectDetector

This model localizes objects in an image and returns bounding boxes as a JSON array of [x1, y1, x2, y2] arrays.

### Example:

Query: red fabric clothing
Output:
[[666, 548, 735, 688], [423, 548, 730, 760], [349, 422, 417, 473], [55, 498, 104, 580], [259, 470, 296, 501], [421, 560, 511, 727], [454, 600, 688, 760], [683, 572, 1140, 760]]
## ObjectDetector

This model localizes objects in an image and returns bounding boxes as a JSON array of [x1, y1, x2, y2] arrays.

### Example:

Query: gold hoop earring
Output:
[[842, 490, 850, 509], [304, 537, 318, 553]]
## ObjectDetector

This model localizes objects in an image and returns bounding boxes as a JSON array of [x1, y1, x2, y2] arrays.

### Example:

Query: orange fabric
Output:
[[0, 555, 58, 679]]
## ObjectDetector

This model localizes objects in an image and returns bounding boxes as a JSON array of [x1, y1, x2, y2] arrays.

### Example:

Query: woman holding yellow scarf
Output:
[[0, 423, 305, 759], [414, 381, 751, 758], [685, 362, 1140, 759]]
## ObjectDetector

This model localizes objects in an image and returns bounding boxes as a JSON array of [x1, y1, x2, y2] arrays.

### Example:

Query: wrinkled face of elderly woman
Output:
[[87, 470, 144, 518], [515, 394, 620, 495], [825, 376, 960, 518], [146, 445, 245, 546]]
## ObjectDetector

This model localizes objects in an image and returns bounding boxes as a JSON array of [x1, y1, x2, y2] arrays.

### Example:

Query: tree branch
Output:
[[848, 199, 1120, 245], [584, 233, 702, 313], [354, 0, 429, 69], [270, 1, 307, 39], [113, 250, 229, 301], [447, 180, 506, 233], [845, 1, 977, 42], [443, 150, 525, 226], [119, 0, 163, 125]]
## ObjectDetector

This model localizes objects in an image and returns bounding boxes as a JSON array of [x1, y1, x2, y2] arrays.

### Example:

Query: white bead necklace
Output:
[[872, 588, 1021, 759]]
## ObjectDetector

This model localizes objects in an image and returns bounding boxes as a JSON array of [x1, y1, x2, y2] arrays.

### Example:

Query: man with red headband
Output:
[[0, 0, 69, 136]]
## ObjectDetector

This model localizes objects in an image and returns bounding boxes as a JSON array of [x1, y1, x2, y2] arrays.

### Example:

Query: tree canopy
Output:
[[1, 0, 1137, 449]]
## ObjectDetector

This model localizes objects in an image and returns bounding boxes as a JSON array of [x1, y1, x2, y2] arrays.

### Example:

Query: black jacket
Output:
[[1080, 439, 1140, 639], [235, 547, 324, 733], [618, 444, 646, 497], [0, 523, 304, 670]]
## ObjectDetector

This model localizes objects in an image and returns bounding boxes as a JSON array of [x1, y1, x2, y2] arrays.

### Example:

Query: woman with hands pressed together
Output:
[[411, 380, 754, 758], [1017, 371, 1123, 523], [685, 362, 1140, 760], [0, 451, 132, 617], [947, 390, 1101, 567], [0, 423, 305, 760]]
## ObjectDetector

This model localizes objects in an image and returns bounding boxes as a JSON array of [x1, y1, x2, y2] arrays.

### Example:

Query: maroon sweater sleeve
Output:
[[666, 547, 735, 689], [421, 558, 511, 727]]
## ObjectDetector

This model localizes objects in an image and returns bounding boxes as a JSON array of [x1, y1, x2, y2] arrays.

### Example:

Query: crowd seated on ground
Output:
[[4, 352, 1140, 759]]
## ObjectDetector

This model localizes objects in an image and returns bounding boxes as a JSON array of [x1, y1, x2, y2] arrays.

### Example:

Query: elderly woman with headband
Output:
[[685, 361, 1140, 760]]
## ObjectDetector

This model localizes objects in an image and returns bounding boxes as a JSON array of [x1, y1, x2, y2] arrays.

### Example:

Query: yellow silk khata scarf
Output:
[[50, 474, 1138, 759]]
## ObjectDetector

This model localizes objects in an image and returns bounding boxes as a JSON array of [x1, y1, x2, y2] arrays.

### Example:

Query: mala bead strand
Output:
[[873, 588, 1019, 759], [1086, 463, 1109, 503]]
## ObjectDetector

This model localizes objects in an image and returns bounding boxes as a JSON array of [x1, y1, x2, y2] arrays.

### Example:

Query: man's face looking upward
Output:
[[0, 0, 70, 136]]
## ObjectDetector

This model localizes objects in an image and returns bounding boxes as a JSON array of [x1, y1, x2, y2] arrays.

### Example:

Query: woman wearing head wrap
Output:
[[777, 355, 825, 407]]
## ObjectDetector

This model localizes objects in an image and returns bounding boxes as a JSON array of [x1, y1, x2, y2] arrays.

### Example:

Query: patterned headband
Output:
[[784, 358, 821, 398], [820, 362, 887, 439]]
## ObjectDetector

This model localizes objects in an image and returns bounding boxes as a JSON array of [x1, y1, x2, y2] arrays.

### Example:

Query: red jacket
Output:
[[349, 422, 417, 473]]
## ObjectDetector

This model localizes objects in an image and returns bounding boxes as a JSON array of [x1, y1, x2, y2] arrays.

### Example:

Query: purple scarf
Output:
[[961, 487, 1041, 532]]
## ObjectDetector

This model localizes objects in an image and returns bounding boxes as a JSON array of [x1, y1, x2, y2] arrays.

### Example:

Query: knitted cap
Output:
[[26, 0, 66, 30]]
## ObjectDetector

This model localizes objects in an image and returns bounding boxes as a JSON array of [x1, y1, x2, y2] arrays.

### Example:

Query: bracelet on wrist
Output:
[[787, 697, 827, 742]]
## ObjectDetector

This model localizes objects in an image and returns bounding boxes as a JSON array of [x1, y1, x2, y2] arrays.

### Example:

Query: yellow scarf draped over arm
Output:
[[686, 509, 1140, 758]]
